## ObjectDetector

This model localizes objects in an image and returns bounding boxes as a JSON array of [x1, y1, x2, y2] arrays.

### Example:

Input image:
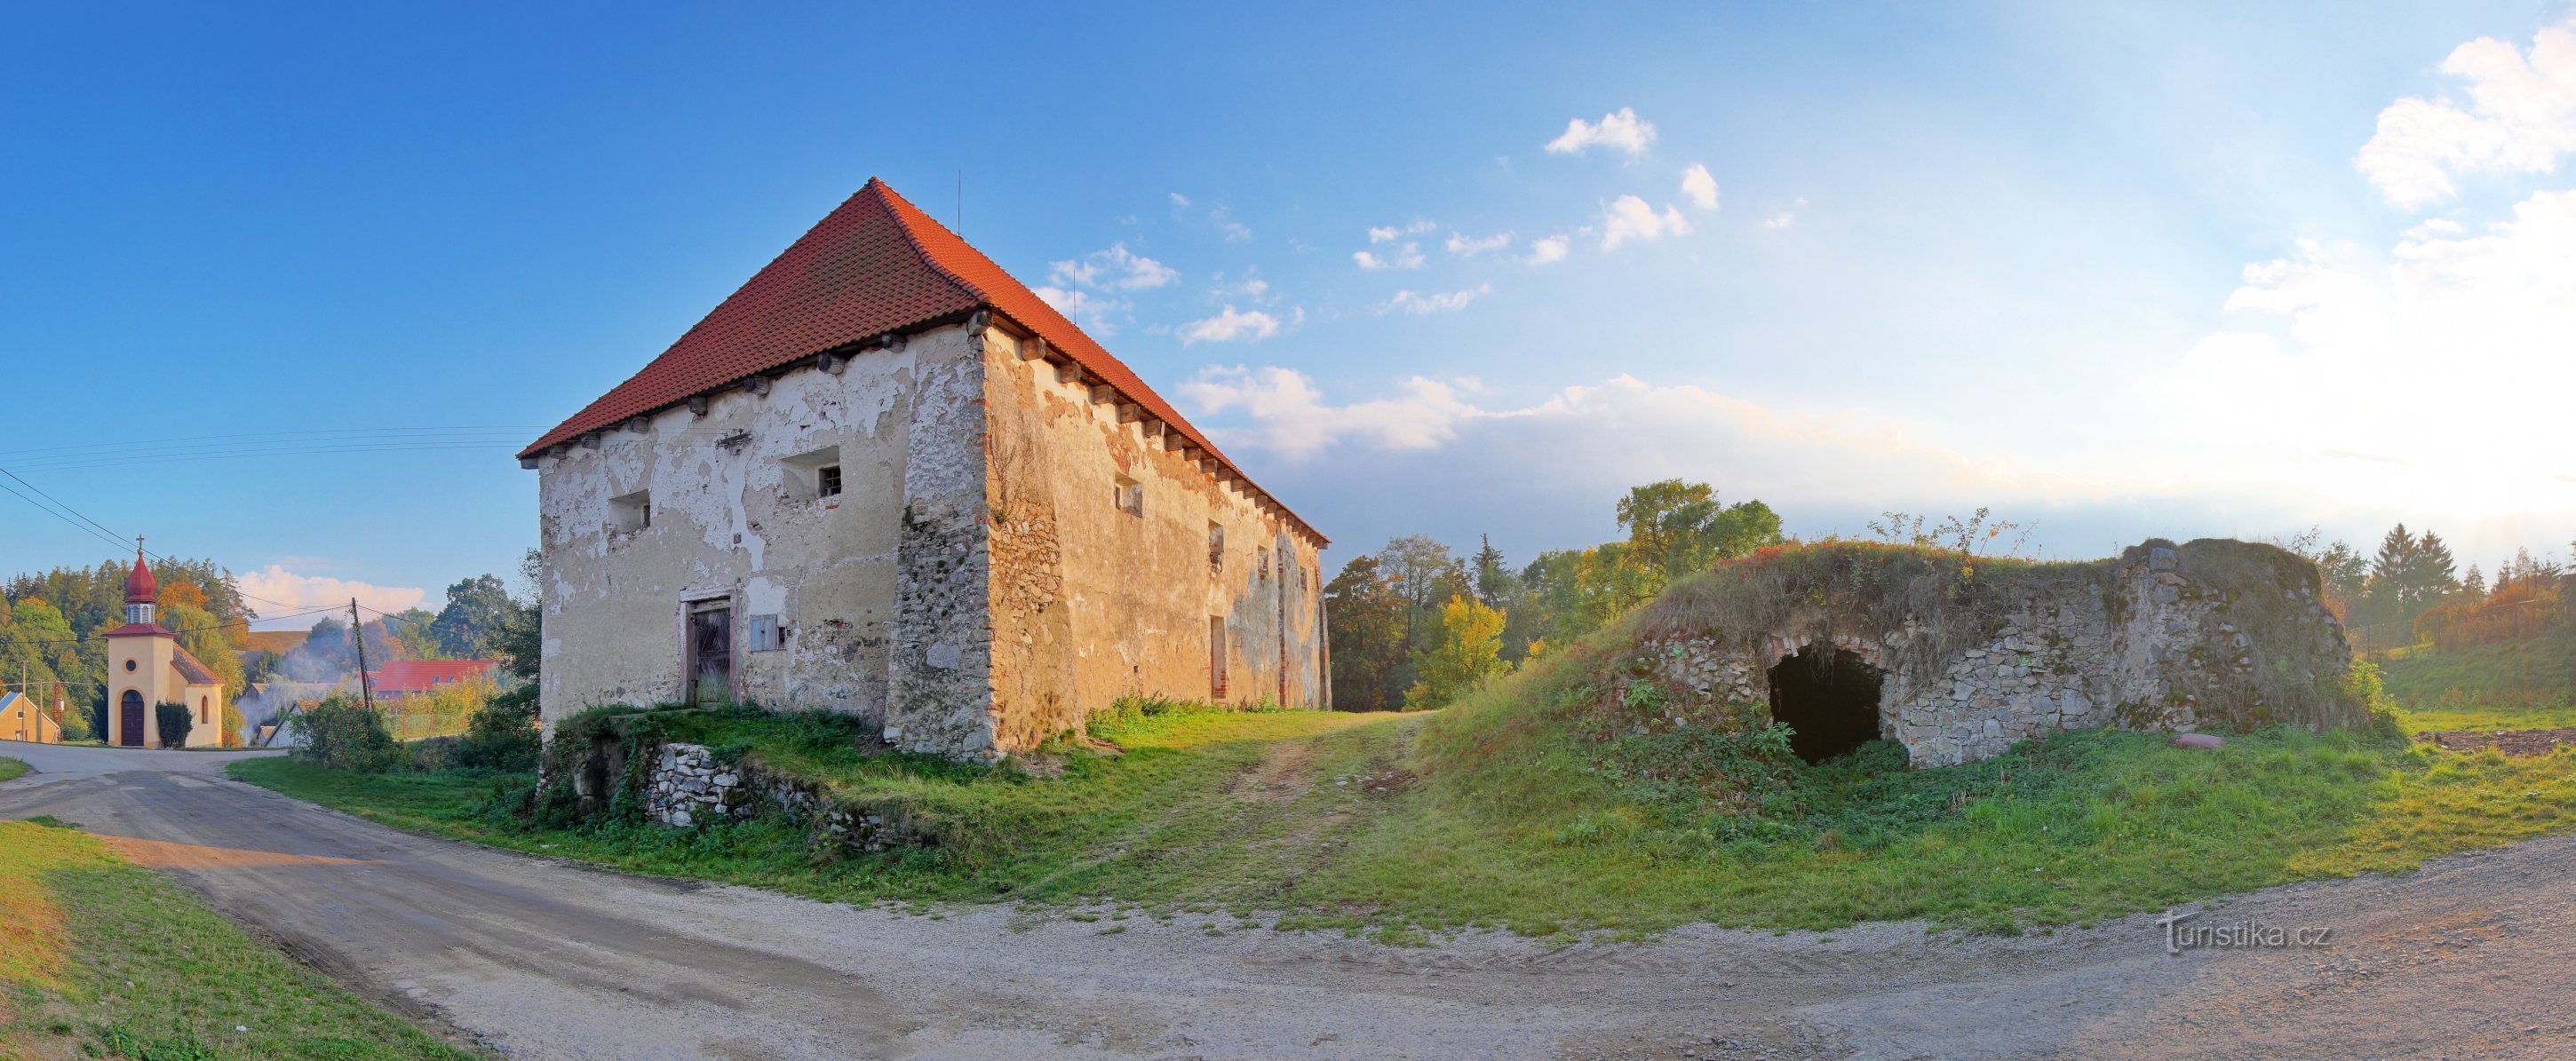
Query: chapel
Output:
[[103, 545, 227, 748]]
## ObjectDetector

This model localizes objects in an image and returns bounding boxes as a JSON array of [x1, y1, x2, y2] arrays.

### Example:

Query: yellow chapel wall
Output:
[[107, 632, 179, 748]]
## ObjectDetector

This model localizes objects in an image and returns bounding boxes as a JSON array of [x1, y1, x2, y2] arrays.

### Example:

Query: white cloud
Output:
[[1169, 192, 1192, 208], [1445, 231, 1515, 256], [1032, 287, 1129, 334], [1214, 275, 1270, 300], [1044, 242, 1177, 292], [1353, 242, 1426, 270], [1761, 196, 1809, 228], [1525, 234, 1570, 265], [1681, 164, 1720, 210], [1030, 244, 1175, 334], [1545, 107, 1657, 157], [1179, 367, 1486, 459], [1177, 305, 1284, 344], [2357, 20, 2576, 208], [1173, 368, 2095, 526], [1381, 283, 1493, 315], [1368, 220, 1435, 243], [1212, 207, 1252, 241], [237, 566, 425, 630], [1598, 195, 1692, 249], [2144, 188, 2576, 520]]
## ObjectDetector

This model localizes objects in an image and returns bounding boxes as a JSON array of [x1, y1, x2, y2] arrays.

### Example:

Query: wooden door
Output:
[[119, 690, 145, 747], [1209, 616, 1228, 700], [688, 606, 732, 706]]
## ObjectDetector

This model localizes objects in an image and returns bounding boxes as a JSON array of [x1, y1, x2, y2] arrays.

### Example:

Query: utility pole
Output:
[[349, 598, 377, 714]]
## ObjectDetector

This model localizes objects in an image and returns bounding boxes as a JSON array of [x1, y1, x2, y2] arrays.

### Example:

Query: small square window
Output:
[[1114, 474, 1143, 518], [818, 465, 842, 498], [747, 614, 785, 652], [610, 490, 651, 534]]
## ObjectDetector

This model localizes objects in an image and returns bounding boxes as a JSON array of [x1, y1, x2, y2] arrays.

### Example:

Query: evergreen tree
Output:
[[1323, 555, 1407, 711], [1470, 534, 1513, 609]]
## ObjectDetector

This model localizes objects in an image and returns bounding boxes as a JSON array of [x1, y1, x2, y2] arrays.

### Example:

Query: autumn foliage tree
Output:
[[1403, 596, 1507, 709]]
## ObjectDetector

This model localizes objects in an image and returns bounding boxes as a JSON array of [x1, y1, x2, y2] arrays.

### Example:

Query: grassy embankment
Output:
[[0, 818, 475, 1060], [0, 756, 26, 783], [2376, 626, 2576, 732], [232, 685, 2576, 938]]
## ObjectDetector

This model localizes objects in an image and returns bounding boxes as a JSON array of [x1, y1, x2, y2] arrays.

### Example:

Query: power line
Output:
[[0, 465, 131, 545]]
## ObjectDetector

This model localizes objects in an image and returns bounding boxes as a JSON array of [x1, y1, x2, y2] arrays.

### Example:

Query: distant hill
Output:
[[240, 630, 306, 655]]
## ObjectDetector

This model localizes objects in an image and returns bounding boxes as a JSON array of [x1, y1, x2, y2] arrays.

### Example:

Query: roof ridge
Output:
[[864, 178, 990, 305]]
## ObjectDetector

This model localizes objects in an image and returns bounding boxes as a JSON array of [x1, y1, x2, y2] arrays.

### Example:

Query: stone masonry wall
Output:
[[644, 741, 906, 851], [1636, 540, 2353, 767]]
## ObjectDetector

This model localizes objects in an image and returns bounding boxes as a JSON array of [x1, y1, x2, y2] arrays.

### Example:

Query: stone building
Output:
[[102, 549, 228, 748], [521, 178, 1330, 760]]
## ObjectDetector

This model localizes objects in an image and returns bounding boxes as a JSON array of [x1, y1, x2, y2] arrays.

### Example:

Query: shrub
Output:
[[294, 695, 403, 772], [452, 685, 540, 772], [154, 701, 193, 749]]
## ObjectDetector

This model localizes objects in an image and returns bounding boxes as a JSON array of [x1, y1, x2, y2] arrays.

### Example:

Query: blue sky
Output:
[[4, 2, 2572, 626]]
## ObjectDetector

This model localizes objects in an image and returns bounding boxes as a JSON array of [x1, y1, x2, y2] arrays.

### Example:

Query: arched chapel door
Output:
[[119, 690, 146, 747]]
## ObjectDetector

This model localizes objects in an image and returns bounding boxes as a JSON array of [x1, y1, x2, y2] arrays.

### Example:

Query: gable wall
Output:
[[979, 328, 1327, 752]]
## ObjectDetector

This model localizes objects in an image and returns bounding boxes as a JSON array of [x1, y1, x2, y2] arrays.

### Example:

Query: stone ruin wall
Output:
[[642, 741, 907, 851], [1640, 542, 2354, 767]]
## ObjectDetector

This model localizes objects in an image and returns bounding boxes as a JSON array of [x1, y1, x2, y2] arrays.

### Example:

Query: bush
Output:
[[154, 701, 193, 749], [294, 695, 403, 772], [452, 685, 540, 772]]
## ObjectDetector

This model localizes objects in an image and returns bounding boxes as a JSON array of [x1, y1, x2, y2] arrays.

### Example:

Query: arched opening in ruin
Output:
[[1768, 645, 1886, 764]]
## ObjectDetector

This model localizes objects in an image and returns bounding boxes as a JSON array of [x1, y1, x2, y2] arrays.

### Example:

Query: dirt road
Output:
[[3, 741, 2571, 1059]]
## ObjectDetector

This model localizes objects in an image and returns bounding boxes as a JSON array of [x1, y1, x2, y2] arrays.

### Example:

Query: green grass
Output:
[[0, 819, 476, 1059], [0, 756, 26, 783], [229, 685, 2576, 940], [2379, 626, 2576, 709]]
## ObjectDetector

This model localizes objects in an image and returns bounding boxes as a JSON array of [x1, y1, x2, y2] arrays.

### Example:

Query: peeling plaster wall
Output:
[[535, 329, 950, 732], [981, 330, 1327, 753]]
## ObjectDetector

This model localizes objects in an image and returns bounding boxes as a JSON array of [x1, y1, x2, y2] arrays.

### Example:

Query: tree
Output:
[[387, 608, 443, 660], [2410, 530, 2460, 602], [1373, 535, 1472, 693], [155, 701, 193, 748], [1403, 596, 1507, 709], [1324, 556, 1407, 711], [429, 574, 514, 659], [491, 547, 545, 681], [1470, 534, 1514, 609]]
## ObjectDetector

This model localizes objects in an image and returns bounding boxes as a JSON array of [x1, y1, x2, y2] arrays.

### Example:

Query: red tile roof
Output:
[[521, 178, 1322, 544], [102, 622, 174, 638], [366, 659, 497, 697], [171, 646, 220, 687]]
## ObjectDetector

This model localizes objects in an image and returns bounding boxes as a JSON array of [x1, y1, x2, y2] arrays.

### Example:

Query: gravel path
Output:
[[3, 740, 2571, 1059]]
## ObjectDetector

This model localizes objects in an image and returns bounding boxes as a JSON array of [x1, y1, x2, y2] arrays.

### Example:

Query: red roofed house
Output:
[[521, 178, 1328, 760], [103, 547, 229, 748], [368, 659, 499, 700]]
